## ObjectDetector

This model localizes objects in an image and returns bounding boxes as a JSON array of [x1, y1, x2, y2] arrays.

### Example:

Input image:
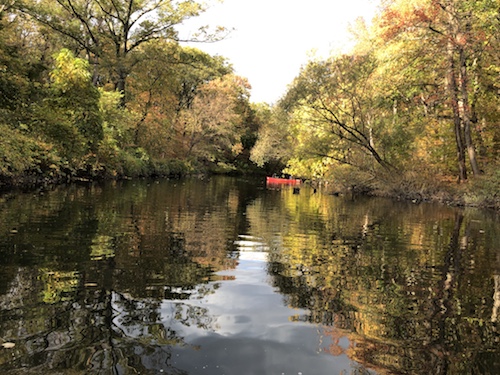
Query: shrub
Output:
[[383, 169, 455, 202], [330, 165, 376, 194], [149, 159, 190, 178], [0, 123, 64, 185], [117, 149, 149, 178]]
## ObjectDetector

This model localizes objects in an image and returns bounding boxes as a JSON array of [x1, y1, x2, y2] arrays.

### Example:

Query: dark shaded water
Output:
[[0, 177, 499, 374]]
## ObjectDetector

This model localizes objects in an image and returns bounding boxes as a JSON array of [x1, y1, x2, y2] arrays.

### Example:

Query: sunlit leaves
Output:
[[250, 105, 293, 169], [282, 53, 394, 178], [50, 48, 92, 93], [276, 0, 500, 184], [47, 48, 103, 152], [14, 0, 218, 103], [375, 0, 500, 178], [175, 74, 249, 162]]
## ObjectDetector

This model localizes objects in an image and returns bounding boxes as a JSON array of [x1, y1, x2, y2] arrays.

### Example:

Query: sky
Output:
[[179, 0, 380, 104]]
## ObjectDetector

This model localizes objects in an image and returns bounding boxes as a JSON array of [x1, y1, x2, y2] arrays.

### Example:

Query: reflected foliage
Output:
[[0, 178, 499, 374], [252, 187, 500, 374], [0, 177, 257, 373]]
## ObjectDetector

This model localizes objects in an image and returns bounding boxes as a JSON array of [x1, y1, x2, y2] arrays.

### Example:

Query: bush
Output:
[[117, 149, 149, 178], [0, 124, 38, 177], [0, 123, 65, 185], [329, 165, 376, 195], [149, 159, 190, 178], [211, 162, 238, 175], [378, 169, 456, 203]]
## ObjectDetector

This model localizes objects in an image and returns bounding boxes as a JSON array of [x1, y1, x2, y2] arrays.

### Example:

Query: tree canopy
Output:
[[14, 0, 225, 104], [0, 1, 259, 185], [251, 0, 499, 204]]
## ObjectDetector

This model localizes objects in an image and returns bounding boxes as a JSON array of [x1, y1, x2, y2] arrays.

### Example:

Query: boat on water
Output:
[[266, 176, 302, 185]]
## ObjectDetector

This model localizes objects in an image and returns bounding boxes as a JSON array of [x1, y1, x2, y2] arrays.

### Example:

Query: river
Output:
[[0, 176, 499, 374]]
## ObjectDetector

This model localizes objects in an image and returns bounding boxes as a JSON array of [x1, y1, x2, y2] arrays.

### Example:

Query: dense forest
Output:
[[0, 0, 499, 209], [0, 0, 263, 186]]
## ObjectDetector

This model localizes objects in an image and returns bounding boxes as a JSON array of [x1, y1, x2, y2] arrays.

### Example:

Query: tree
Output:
[[0, 2, 50, 125], [375, 0, 499, 180], [15, 0, 220, 105], [169, 46, 232, 113], [175, 74, 250, 165], [35, 48, 103, 160], [250, 104, 293, 173], [282, 54, 395, 179], [125, 42, 233, 160]]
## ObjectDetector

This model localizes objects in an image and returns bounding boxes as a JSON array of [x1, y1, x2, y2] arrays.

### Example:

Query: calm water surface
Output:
[[0, 177, 499, 374]]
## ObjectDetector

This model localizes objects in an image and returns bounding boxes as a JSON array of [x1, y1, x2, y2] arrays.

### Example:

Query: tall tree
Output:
[[14, 0, 220, 104], [250, 104, 295, 173], [375, 0, 498, 180], [175, 74, 250, 164], [429, 0, 481, 177], [127, 43, 232, 157], [282, 54, 395, 178]]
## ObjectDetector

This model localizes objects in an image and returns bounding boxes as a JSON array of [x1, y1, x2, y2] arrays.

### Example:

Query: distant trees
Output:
[[175, 74, 251, 162], [250, 104, 293, 173]]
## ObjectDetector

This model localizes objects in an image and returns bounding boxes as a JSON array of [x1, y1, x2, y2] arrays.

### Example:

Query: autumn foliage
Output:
[[252, 0, 500, 206], [0, 1, 259, 186]]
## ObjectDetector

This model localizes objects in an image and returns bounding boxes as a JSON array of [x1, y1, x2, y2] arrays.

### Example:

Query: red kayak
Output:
[[266, 176, 301, 185]]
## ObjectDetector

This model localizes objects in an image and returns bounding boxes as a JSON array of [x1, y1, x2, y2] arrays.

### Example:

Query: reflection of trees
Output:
[[0, 177, 258, 373], [493, 275, 500, 323], [2, 178, 497, 373], [0, 267, 189, 374], [252, 190, 500, 374]]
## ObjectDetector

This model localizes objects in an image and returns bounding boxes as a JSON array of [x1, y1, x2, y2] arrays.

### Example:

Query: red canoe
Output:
[[266, 176, 302, 185]]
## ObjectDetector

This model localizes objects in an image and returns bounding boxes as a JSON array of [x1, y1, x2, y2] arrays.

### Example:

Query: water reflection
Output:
[[248, 188, 500, 374], [0, 177, 499, 374]]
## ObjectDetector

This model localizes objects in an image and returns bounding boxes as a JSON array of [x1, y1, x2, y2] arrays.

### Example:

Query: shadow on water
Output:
[[0, 176, 498, 374]]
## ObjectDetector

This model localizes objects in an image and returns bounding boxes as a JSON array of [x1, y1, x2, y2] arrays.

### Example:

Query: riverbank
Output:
[[0, 157, 263, 193], [324, 169, 500, 211], [2, 164, 499, 212], [0, 161, 188, 192]]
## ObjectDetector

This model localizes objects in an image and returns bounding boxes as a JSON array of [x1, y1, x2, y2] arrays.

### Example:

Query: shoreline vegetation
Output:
[[0, 1, 499, 212], [1, 166, 499, 212]]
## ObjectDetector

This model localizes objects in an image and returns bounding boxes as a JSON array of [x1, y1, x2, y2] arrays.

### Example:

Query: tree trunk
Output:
[[458, 46, 480, 175], [91, 54, 100, 86], [115, 69, 127, 107], [446, 39, 467, 181]]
